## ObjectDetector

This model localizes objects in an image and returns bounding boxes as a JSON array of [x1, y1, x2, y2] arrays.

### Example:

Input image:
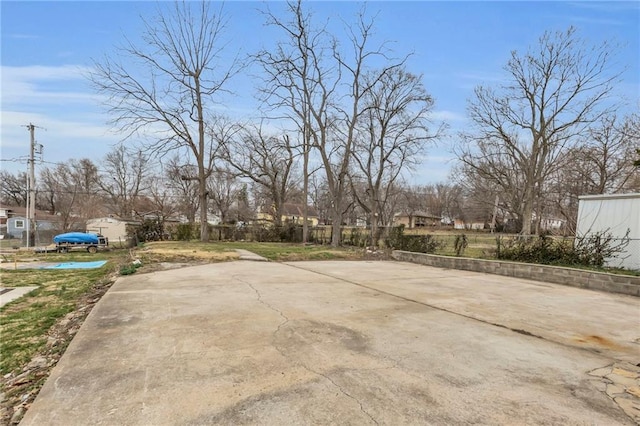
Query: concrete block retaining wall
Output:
[[392, 250, 640, 297]]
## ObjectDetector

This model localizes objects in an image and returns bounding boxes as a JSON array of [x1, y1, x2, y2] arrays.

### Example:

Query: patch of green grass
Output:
[[221, 242, 364, 261], [0, 257, 121, 375], [144, 241, 231, 253], [0, 239, 22, 249]]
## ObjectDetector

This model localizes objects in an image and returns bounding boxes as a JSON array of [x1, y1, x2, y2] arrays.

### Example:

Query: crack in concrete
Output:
[[307, 366, 380, 426], [286, 263, 640, 424], [232, 274, 379, 425], [283, 264, 632, 360]]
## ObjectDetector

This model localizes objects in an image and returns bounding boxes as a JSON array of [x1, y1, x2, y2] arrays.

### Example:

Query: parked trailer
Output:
[[53, 232, 109, 254]]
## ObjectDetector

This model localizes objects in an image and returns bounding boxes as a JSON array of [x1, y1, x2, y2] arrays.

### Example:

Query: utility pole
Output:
[[26, 124, 37, 248]]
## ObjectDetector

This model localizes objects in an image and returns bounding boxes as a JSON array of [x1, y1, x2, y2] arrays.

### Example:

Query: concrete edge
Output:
[[0, 286, 39, 308], [234, 249, 269, 262], [391, 250, 640, 297]]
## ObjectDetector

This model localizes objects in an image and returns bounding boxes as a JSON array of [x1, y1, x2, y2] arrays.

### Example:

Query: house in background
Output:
[[394, 211, 441, 228], [255, 203, 320, 226], [453, 217, 487, 230], [86, 216, 141, 247], [2, 206, 62, 239], [539, 216, 567, 233]]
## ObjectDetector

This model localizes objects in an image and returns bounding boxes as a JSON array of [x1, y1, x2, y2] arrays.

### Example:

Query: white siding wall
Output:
[[576, 194, 640, 270], [86, 218, 131, 247]]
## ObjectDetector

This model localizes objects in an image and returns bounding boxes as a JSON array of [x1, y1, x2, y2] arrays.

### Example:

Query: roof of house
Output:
[[395, 211, 441, 220], [1, 205, 61, 222], [454, 217, 488, 223], [86, 216, 141, 225], [281, 203, 319, 218]]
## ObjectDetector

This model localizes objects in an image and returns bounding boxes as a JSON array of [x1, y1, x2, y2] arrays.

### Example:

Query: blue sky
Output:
[[1, 1, 639, 184]]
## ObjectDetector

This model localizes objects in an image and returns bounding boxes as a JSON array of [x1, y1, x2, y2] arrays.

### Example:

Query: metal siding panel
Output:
[[576, 195, 640, 270]]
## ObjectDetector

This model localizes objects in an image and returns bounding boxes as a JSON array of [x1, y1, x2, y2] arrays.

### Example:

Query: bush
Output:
[[346, 227, 366, 247], [573, 229, 631, 267], [129, 219, 166, 243], [278, 223, 302, 243], [385, 225, 405, 249], [385, 225, 444, 254], [495, 230, 630, 268], [119, 264, 137, 275], [454, 234, 468, 256]]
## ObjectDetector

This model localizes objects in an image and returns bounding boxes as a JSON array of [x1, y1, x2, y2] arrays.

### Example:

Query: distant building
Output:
[[86, 216, 141, 247], [1, 205, 62, 239], [256, 203, 319, 226], [453, 218, 486, 230], [394, 211, 441, 228], [538, 216, 566, 232]]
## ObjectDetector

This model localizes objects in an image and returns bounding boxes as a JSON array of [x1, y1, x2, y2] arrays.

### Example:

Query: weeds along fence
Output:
[[166, 223, 506, 250], [171, 224, 377, 246], [156, 223, 640, 271]]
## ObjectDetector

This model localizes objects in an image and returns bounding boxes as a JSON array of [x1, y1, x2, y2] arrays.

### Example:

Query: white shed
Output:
[[576, 193, 640, 270], [86, 217, 140, 248]]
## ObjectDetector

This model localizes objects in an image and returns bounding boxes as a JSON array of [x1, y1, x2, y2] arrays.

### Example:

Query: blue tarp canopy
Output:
[[53, 232, 99, 244]]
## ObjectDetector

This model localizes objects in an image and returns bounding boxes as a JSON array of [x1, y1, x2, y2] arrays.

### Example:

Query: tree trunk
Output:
[[370, 213, 378, 248], [521, 190, 533, 236], [331, 210, 342, 247], [199, 181, 209, 241], [195, 75, 209, 242], [302, 138, 309, 244]]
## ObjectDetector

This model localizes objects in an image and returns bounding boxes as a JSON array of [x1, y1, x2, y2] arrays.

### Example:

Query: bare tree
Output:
[[350, 67, 439, 245], [573, 113, 640, 193], [164, 155, 200, 224], [221, 125, 299, 226], [456, 27, 621, 235], [325, 10, 413, 246], [257, 0, 337, 243], [0, 170, 27, 207], [99, 145, 151, 218], [259, 2, 413, 246], [39, 164, 79, 231], [547, 112, 640, 233], [37, 159, 102, 230], [207, 167, 240, 224], [90, 1, 237, 241], [309, 173, 332, 226], [146, 172, 180, 235]]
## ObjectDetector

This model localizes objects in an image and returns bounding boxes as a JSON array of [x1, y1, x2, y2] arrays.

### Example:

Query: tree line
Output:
[[2, 1, 638, 245]]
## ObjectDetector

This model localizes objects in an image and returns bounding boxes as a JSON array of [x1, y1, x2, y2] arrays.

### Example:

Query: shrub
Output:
[[173, 223, 198, 241], [346, 227, 366, 247], [385, 225, 444, 254], [129, 219, 166, 243], [454, 234, 468, 256], [495, 229, 630, 268], [119, 264, 137, 275]]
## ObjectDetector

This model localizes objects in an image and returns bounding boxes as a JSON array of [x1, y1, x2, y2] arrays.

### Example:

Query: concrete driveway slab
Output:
[[290, 261, 640, 362], [20, 260, 639, 425]]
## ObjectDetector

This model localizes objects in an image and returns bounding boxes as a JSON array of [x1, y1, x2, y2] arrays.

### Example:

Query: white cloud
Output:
[[0, 64, 119, 174], [2, 65, 90, 81], [1, 65, 98, 107], [8, 34, 39, 40]]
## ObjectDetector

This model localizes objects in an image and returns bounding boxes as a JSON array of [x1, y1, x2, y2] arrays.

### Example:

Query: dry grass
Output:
[[138, 246, 239, 262]]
